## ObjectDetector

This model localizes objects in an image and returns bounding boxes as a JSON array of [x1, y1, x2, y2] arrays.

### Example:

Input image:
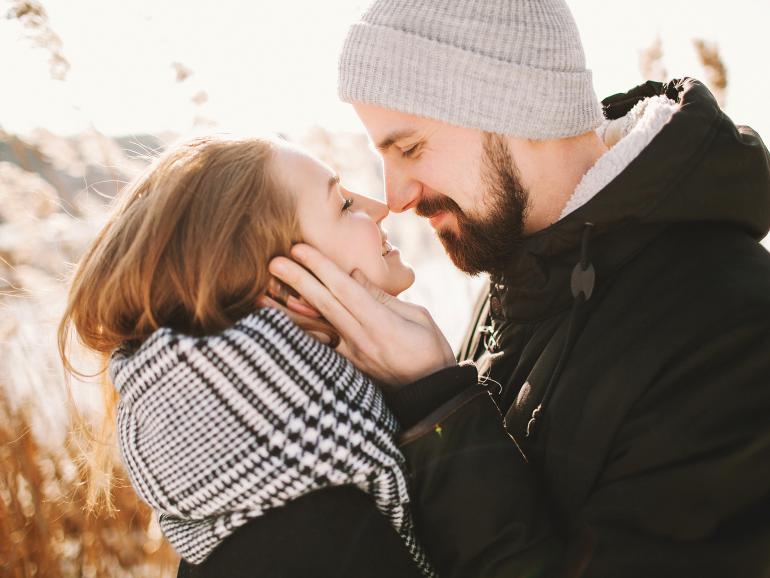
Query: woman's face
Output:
[[272, 142, 415, 296]]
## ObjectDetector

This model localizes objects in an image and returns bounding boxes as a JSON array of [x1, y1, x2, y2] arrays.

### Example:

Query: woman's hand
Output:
[[267, 244, 456, 388]]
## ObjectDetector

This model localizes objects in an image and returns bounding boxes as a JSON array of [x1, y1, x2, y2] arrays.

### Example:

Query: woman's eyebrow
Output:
[[327, 174, 341, 199]]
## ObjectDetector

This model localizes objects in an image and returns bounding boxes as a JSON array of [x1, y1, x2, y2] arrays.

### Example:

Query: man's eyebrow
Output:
[[327, 174, 340, 198], [376, 129, 417, 152]]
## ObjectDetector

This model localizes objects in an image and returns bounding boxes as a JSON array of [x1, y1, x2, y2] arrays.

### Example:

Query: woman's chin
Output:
[[385, 266, 416, 297]]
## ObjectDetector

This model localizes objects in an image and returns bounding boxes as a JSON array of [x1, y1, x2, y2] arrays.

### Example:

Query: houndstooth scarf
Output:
[[108, 307, 434, 576]]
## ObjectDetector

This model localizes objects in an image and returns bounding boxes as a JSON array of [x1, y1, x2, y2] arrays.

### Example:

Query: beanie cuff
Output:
[[338, 23, 603, 140]]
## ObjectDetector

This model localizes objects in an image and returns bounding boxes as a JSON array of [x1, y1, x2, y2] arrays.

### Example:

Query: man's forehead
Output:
[[354, 102, 425, 134]]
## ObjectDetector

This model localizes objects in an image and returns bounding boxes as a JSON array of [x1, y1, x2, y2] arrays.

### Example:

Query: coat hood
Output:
[[494, 77, 770, 322]]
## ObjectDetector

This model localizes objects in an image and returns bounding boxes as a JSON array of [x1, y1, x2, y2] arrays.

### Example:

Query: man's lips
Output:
[[428, 211, 449, 229]]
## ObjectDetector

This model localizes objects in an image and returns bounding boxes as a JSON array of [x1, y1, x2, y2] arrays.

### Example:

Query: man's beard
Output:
[[415, 133, 530, 276]]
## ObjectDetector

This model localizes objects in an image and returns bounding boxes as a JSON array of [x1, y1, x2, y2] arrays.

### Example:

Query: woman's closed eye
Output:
[[341, 197, 354, 213]]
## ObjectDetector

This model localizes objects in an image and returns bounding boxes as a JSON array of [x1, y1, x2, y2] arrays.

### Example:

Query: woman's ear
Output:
[[265, 276, 321, 318], [257, 294, 338, 348], [285, 295, 321, 318]]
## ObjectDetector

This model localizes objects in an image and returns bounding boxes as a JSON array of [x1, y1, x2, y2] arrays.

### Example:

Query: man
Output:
[[270, 0, 770, 576]]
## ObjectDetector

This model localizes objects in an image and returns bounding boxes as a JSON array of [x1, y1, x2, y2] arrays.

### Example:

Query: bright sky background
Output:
[[1, 0, 768, 139]]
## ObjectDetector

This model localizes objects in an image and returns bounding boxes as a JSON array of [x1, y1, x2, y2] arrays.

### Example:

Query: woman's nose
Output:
[[352, 192, 389, 223]]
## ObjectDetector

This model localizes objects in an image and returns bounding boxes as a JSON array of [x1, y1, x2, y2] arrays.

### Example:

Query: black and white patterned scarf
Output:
[[109, 307, 434, 576]]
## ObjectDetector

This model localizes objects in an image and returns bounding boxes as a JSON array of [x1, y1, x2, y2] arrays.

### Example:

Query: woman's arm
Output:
[[176, 486, 424, 578]]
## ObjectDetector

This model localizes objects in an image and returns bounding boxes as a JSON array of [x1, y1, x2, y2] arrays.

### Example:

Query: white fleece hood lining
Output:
[[559, 94, 679, 220]]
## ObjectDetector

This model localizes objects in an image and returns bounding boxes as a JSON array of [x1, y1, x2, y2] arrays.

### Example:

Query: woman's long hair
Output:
[[58, 135, 332, 512]]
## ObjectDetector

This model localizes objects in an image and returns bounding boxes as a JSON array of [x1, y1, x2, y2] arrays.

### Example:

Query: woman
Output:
[[59, 135, 532, 578]]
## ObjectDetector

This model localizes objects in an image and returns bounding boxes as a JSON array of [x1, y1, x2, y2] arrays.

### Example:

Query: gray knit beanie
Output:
[[338, 0, 603, 140]]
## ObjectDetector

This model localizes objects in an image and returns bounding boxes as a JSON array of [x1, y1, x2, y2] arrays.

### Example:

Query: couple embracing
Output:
[[59, 1, 770, 577]]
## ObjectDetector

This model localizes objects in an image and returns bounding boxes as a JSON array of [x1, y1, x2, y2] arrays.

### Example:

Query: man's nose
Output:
[[383, 163, 421, 213]]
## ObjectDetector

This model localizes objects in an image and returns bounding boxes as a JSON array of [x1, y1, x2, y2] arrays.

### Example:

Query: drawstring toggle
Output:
[[570, 261, 595, 300]]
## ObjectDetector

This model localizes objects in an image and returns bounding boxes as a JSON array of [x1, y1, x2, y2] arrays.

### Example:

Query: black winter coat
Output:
[[179, 78, 770, 577]]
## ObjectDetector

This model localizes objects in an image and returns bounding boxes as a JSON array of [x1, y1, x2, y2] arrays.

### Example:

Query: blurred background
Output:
[[1, 1, 768, 576]]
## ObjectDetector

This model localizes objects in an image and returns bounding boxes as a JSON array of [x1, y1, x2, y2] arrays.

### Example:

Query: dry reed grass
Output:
[[5, 0, 69, 81], [693, 38, 728, 107], [0, 387, 179, 578], [0, 130, 179, 577], [639, 35, 668, 83], [0, 290, 180, 578]]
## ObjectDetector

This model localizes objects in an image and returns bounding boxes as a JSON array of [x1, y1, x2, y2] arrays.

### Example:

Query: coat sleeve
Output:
[[176, 486, 425, 578], [387, 365, 565, 578]]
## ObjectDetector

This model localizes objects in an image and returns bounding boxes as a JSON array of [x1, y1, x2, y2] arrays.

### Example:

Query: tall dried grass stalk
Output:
[[639, 35, 668, 83], [5, 0, 70, 81], [693, 38, 728, 107]]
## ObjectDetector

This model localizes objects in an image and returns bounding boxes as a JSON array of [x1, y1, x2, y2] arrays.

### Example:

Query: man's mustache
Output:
[[415, 194, 465, 220]]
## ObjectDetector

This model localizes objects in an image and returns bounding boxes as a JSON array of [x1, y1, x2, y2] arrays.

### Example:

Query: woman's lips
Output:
[[382, 240, 394, 256]]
